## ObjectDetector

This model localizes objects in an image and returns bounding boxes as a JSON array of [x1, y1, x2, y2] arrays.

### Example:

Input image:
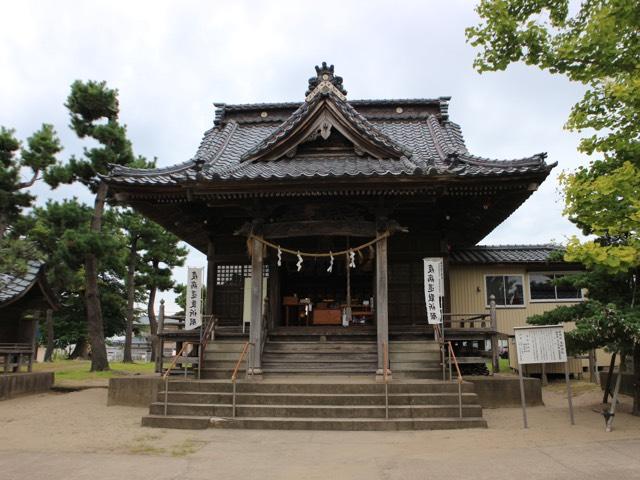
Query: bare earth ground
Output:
[[0, 383, 639, 480]]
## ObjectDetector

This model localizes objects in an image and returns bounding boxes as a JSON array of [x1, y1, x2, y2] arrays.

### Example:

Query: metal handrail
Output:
[[162, 342, 193, 416], [198, 315, 217, 379], [382, 341, 390, 420], [231, 341, 252, 418], [445, 341, 464, 418]]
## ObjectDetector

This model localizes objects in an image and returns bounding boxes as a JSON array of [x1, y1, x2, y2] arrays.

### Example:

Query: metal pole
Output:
[[441, 344, 446, 381], [232, 380, 237, 418], [164, 376, 169, 416], [564, 361, 575, 425], [448, 351, 452, 382], [385, 382, 389, 420], [518, 363, 528, 428], [458, 380, 463, 418]]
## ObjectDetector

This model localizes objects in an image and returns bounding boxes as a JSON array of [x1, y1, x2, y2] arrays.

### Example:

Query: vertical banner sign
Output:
[[185, 267, 203, 330], [423, 257, 444, 324]]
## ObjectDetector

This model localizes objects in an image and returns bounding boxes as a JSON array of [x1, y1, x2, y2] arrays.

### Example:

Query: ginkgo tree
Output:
[[467, 0, 640, 417]]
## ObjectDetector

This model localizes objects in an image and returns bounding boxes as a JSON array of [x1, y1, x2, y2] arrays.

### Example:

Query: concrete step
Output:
[[199, 368, 239, 380], [141, 414, 210, 429], [150, 402, 483, 419], [210, 416, 487, 430], [261, 367, 377, 375], [142, 414, 487, 431], [159, 391, 480, 406], [163, 380, 476, 394]]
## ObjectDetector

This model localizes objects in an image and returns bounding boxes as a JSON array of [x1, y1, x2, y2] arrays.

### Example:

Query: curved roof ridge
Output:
[[457, 152, 553, 168], [240, 92, 413, 163]]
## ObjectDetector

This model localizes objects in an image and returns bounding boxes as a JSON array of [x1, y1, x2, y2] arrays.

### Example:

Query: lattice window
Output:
[[216, 264, 269, 286]]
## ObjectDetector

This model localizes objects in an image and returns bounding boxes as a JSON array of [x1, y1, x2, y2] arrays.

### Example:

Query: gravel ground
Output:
[[0, 384, 638, 479]]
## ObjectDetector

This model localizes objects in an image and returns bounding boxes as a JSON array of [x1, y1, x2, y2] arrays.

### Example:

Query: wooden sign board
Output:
[[514, 325, 567, 365], [185, 267, 203, 330], [423, 257, 444, 325]]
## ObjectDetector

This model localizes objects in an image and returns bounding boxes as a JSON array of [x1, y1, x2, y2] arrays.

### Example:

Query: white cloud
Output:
[[1, 0, 590, 311]]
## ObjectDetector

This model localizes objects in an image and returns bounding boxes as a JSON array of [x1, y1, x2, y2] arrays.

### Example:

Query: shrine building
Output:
[[103, 63, 586, 430]]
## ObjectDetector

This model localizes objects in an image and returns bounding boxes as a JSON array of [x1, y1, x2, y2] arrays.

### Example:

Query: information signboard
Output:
[[513, 324, 574, 428], [514, 325, 567, 365], [185, 267, 203, 330], [423, 257, 444, 324]]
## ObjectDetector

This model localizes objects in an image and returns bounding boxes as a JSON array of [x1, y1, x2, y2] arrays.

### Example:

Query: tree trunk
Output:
[[606, 353, 626, 432], [84, 182, 109, 371], [148, 284, 158, 362], [603, 351, 617, 404], [69, 337, 89, 359], [633, 343, 640, 416], [123, 237, 138, 363], [44, 309, 54, 362]]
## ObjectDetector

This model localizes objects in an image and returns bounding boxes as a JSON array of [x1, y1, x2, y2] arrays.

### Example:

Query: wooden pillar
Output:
[[490, 295, 500, 373], [249, 235, 264, 374], [268, 256, 280, 329], [206, 240, 216, 317], [376, 234, 390, 378]]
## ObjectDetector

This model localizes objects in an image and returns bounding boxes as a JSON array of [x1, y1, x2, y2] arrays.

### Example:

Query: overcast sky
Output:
[[1, 0, 590, 313]]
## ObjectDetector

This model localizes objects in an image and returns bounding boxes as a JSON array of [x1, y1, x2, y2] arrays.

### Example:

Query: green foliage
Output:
[[467, 0, 640, 161], [45, 80, 134, 191], [15, 199, 131, 348], [0, 124, 62, 235], [139, 223, 188, 296]]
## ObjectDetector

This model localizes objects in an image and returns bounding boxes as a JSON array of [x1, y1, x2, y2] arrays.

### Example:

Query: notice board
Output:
[[514, 325, 567, 365]]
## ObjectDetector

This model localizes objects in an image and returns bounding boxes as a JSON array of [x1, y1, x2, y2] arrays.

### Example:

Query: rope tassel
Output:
[[277, 246, 282, 267], [327, 251, 334, 273], [349, 250, 356, 268], [296, 251, 303, 271]]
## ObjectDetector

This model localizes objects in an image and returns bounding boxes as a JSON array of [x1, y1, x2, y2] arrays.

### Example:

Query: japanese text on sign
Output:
[[514, 325, 567, 365], [423, 257, 444, 324], [185, 267, 203, 330]]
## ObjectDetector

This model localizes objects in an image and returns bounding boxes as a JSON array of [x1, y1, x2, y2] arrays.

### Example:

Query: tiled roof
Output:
[[105, 66, 554, 186], [0, 260, 44, 305], [450, 245, 564, 264]]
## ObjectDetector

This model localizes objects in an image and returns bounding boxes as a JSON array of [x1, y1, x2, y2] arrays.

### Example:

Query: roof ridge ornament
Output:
[[305, 62, 347, 102]]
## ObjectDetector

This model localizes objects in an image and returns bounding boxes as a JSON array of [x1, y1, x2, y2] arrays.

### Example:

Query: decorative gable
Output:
[[241, 63, 412, 163]]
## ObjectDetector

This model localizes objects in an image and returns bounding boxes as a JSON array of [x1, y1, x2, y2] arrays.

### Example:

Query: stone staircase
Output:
[[261, 340, 378, 374], [142, 379, 487, 430]]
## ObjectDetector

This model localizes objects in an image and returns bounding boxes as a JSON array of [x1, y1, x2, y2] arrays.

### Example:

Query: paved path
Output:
[[1, 437, 639, 480], [1, 387, 639, 479]]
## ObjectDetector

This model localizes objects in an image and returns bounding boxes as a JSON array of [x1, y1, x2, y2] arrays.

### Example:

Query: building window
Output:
[[529, 273, 582, 301], [485, 275, 525, 306]]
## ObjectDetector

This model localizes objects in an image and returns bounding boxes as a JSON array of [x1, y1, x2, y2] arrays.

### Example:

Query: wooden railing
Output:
[[231, 341, 252, 417], [1, 343, 35, 374]]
